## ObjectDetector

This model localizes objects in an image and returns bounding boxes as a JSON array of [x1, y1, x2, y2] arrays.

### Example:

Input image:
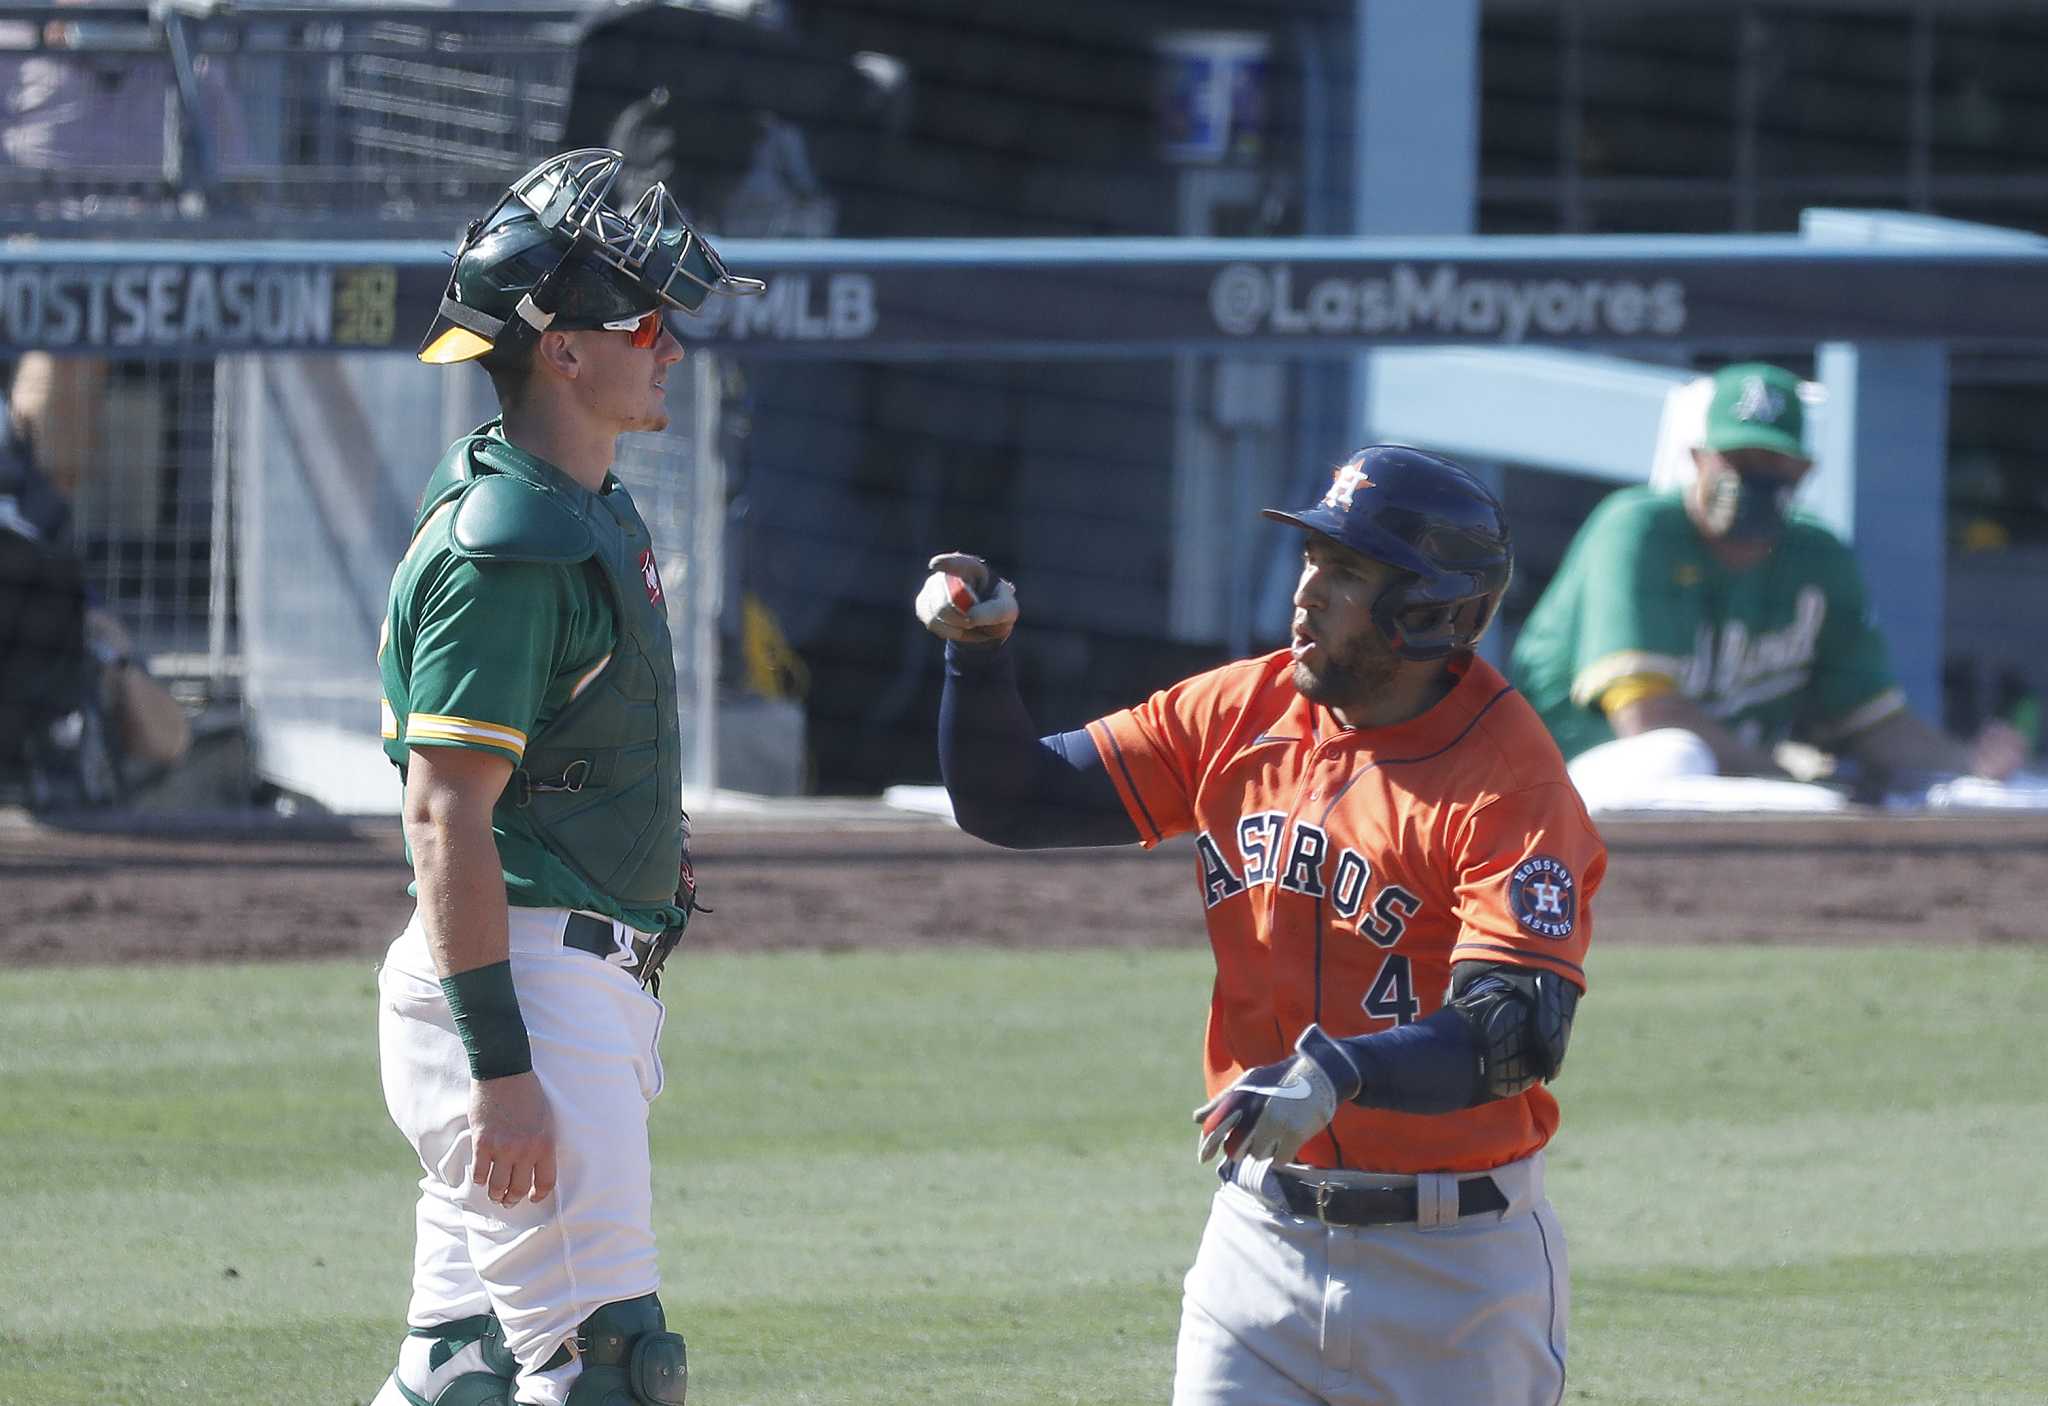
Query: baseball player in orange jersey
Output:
[[916, 444, 1606, 1405]]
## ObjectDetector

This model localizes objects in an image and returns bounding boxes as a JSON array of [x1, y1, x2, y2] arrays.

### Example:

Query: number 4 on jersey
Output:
[[1361, 954, 1420, 1025]]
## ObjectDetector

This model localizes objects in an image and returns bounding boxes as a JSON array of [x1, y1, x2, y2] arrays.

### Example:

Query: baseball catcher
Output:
[[369, 147, 756, 1406]]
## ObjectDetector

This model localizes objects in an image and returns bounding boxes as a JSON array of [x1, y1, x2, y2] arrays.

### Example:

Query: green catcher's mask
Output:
[[419, 147, 765, 366]]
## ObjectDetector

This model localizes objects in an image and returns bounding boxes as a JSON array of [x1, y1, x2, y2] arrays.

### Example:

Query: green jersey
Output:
[[379, 426, 686, 932], [1510, 486, 1904, 760]]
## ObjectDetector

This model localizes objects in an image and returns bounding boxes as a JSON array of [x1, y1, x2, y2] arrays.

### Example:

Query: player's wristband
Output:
[[440, 960, 533, 1081], [1296, 1023, 1364, 1101]]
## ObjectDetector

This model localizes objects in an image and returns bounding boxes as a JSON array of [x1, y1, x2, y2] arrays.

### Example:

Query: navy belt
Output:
[[1270, 1168, 1507, 1227], [562, 911, 660, 981]]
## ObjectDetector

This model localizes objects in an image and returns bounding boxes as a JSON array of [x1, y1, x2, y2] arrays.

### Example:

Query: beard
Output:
[[1291, 625, 1402, 708]]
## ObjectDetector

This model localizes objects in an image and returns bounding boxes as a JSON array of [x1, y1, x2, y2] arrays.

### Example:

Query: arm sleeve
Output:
[[1326, 959, 1582, 1115], [1332, 1006, 1484, 1115], [1447, 782, 1605, 991], [1798, 539, 1907, 743], [939, 641, 1139, 849], [1567, 504, 1706, 710], [400, 556, 572, 764]]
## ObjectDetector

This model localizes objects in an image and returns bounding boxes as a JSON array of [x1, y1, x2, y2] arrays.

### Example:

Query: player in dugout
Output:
[[1511, 360, 2026, 811], [919, 444, 1602, 1406]]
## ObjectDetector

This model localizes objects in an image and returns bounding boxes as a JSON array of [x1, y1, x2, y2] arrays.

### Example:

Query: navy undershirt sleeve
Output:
[[938, 640, 1140, 849], [1336, 1007, 1485, 1115]]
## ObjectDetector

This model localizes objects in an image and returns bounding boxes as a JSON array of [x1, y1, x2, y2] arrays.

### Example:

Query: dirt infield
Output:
[[2, 805, 2044, 966]]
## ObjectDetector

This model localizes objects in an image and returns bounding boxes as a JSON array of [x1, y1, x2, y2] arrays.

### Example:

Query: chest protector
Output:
[[411, 426, 684, 909]]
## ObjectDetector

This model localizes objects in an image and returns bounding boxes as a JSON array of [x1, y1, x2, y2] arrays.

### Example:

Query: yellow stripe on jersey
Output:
[[405, 712, 529, 758], [1570, 649, 1686, 709], [380, 697, 398, 740], [1595, 671, 1679, 717], [568, 651, 614, 703]]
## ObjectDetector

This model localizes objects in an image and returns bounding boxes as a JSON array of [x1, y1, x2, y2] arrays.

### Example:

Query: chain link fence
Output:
[[0, 2, 582, 236]]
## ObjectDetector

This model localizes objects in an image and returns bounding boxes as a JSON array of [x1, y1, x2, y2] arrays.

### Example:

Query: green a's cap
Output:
[[1702, 362, 1807, 459]]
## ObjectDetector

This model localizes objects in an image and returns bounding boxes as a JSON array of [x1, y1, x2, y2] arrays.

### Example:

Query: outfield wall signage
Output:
[[670, 272, 880, 344], [0, 263, 409, 352], [3, 244, 2044, 357], [1205, 263, 1688, 342]]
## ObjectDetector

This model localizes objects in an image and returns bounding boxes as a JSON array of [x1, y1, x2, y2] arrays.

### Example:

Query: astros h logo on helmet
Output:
[[1322, 462, 1376, 510]]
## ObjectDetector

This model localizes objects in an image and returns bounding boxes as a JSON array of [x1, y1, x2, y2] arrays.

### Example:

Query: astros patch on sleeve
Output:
[[1449, 792, 1604, 990]]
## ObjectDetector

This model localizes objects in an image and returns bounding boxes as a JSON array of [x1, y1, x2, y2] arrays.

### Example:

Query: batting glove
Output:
[[916, 551, 1019, 646], [1194, 1025, 1363, 1165]]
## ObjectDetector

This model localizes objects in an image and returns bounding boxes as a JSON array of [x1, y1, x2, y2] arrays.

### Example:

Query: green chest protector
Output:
[[412, 426, 685, 912]]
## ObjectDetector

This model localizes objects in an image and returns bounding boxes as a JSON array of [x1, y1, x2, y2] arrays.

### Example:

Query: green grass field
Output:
[[3, 944, 2044, 1405]]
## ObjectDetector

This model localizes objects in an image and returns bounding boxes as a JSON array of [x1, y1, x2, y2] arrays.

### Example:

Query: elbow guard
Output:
[[1447, 961, 1580, 1104]]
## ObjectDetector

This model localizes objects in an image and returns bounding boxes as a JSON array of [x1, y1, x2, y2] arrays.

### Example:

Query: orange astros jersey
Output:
[[1089, 649, 1606, 1174]]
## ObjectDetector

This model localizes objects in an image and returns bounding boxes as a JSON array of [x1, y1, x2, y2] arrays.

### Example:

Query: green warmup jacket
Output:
[[1510, 486, 1904, 761]]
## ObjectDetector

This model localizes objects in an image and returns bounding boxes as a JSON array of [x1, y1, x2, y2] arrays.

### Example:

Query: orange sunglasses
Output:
[[601, 309, 664, 349]]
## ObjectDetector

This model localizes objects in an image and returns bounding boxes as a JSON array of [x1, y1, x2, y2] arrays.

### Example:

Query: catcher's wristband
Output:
[[441, 960, 533, 1081]]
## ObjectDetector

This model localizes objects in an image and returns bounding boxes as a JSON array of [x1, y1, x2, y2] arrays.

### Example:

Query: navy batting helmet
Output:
[[1261, 445, 1513, 661]]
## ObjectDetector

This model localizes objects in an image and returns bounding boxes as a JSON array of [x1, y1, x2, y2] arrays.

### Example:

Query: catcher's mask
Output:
[[419, 147, 766, 366], [1262, 445, 1514, 662]]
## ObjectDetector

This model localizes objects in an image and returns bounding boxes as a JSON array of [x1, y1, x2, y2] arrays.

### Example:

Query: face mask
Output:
[[1702, 467, 1796, 544]]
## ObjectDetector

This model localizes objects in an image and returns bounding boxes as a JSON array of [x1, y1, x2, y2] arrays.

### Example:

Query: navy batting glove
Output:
[[1193, 1024, 1364, 1165]]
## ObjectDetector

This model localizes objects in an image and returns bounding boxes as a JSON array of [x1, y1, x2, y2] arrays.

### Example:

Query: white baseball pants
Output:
[[377, 907, 668, 1406], [1567, 727, 1846, 813], [1172, 1153, 1568, 1406]]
